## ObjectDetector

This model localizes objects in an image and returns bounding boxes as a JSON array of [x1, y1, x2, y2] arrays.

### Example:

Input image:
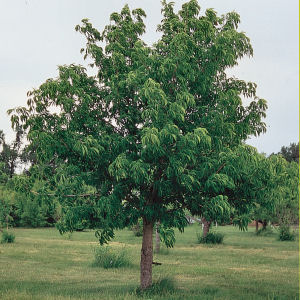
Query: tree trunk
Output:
[[262, 220, 267, 230], [255, 220, 259, 232], [202, 217, 211, 238], [140, 218, 153, 290], [155, 221, 160, 253], [6, 215, 9, 230]]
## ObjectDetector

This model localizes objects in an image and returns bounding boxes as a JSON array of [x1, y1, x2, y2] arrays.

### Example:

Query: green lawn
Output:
[[0, 225, 298, 300]]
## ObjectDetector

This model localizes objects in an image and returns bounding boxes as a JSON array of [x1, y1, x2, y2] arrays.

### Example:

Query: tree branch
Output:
[[215, 162, 226, 174]]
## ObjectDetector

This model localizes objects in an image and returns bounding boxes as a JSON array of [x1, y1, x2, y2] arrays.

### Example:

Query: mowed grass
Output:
[[0, 225, 298, 300]]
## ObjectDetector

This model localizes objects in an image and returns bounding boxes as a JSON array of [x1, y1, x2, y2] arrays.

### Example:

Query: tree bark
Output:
[[255, 220, 259, 232], [140, 218, 153, 290], [155, 221, 160, 253], [262, 220, 267, 230], [202, 217, 211, 238]]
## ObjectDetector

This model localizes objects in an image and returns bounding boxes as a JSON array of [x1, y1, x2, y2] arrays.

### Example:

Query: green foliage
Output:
[[0, 174, 60, 229], [278, 225, 296, 241], [92, 246, 131, 268], [158, 225, 176, 248], [1, 231, 15, 243], [197, 231, 224, 244], [232, 214, 252, 231]]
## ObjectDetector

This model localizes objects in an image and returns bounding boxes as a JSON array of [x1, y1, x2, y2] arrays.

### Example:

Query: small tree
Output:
[[10, 1, 266, 289]]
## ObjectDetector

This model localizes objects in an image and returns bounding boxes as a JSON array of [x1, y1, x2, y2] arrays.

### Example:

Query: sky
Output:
[[0, 0, 299, 154]]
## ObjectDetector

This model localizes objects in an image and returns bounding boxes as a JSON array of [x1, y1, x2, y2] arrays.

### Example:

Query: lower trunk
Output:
[[262, 220, 267, 230], [255, 220, 259, 232], [155, 221, 160, 253], [140, 218, 153, 290], [202, 217, 211, 238]]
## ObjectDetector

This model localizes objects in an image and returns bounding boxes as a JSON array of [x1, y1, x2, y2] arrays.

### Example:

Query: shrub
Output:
[[278, 225, 295, 241], [1, 231, 15, 243], [197, 231, 224, 244], [92, 246, 131, 268], [20, 199, 45, 228]]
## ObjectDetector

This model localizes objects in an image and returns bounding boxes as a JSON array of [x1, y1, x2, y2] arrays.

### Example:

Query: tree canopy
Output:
[[9, 0, 267, 289]]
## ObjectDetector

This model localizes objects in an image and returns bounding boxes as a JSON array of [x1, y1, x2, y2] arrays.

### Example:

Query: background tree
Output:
[[0, 164, 13, 230], [277, 142, 299, 163], [273, 158, 299, 227], [9, 0, 266, 290], [0, 128, 24, 178], [247, 153, 299, 233], [248, 154, 284, 232]]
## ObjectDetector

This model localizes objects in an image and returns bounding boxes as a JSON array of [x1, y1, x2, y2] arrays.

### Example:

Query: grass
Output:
[[0, 225, 298, 299]]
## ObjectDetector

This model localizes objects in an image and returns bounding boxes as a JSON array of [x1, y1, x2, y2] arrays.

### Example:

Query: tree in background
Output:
[[245, 153, 299, 234], [9, 1, 267, 289], [0, 164, 13, 230], [248, 154, 285, 232], [187, 145, 258, 237], [278, 142, 299, 163], [273, 158, 299, 227], [0, 128, 24, 178]]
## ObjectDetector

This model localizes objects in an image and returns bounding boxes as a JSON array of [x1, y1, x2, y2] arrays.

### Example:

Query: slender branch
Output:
[[215, 162, 226, 174]]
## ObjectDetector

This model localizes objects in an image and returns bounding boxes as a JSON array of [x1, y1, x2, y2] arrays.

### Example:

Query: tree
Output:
[[240, 153, 299, 233], [278, 142, 299, 163], [0, 164, 13, 230], [0, 128, 24, 178], [9, 1, 266, 289], [272, 157, 299, 228], [246, 153, 283, 232]]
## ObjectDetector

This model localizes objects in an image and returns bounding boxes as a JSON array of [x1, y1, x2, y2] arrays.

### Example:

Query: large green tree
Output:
[[9, 1, 266, 289]]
